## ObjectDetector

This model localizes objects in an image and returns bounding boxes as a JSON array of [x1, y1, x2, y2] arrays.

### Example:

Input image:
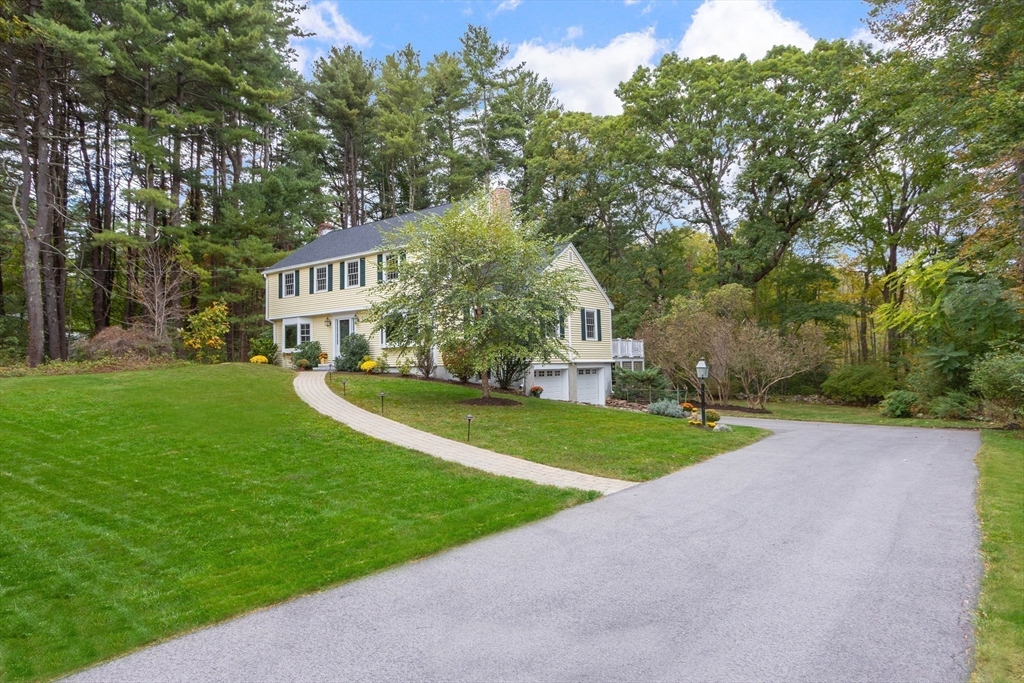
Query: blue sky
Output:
[[292, 0, 879, 114]]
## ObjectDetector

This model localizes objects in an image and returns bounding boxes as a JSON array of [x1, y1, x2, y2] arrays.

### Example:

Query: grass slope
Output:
[[972, 430, 1024, 683], [723, 400, 986, 429], [0, 364, 592, 682], [331, 374, 765, 481]]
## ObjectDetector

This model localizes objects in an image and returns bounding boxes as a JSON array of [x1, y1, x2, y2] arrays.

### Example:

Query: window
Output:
[[314, 266, 328, 293], [283, 271, 296, 297], [534, 369, 561, 378], [347, 260, 360, 287], [385, 253, 399, 281], [584, 309, 597, 340], [283, 319, 311, 352], [578, 368, 597, 375]]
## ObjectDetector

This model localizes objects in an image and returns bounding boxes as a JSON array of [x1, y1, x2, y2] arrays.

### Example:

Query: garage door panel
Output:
[[577, 367, 602, 405], [532, 368, 566, 401]]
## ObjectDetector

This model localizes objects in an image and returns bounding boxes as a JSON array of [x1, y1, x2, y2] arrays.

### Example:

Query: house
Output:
[[263, 195, 620, 405]]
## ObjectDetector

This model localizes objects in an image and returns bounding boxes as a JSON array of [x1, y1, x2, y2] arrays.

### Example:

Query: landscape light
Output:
[[379, 392, 386, 415], [466, 414, 474, 443]]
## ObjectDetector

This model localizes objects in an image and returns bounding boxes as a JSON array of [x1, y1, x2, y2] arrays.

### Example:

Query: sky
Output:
[[291, 0, 881, 115]]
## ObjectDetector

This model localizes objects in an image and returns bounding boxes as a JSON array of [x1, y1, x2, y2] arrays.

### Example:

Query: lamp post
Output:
[[466, 414, 474, 443], [379, 392, 386, 415], [696, 358, 709, 427]]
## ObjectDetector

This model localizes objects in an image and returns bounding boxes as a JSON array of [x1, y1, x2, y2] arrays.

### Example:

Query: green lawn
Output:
[[723, 400, 987, 429], [0, 364, 593, 682], [330, 373, 765, 481], [972, 430, 1024, 683]]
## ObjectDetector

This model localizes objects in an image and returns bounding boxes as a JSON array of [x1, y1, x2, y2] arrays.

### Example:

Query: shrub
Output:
[[681, 402, 695, 411], [72, 326, 172, 360], [249, 355, 268, 364], [377, 352, 391, 374], [335, 334, 370, 372], [248, 331, 280, 366], [493, 353, 531, 390], [612, 367, 671, 403], [414, 341, 436, 379], [293, 340, 322, 369], [705, 408, 721, 422], [359, 359, 377, 374], [529, 385, 543, 397], [182, 301, 229, 363], [441, 342, 476, 383], [295, 358, 311, 370], [879, 390, 917, 418], [929, 391, 978, 420], [971, 350, 1024, 420], [398, 359, 412, 376], [647, 399, 684, 418], [821, 364, 895, 405]]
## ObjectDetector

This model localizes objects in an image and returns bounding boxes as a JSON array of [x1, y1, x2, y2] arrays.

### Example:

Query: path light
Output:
[[466, 414, 474, 443], [341, 379, 347, 397], [379, 392, 386, 415], [327, 365, 334, 383], [696, 358, 709, 427]]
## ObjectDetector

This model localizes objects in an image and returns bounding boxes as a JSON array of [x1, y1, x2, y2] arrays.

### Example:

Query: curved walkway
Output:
[[293, 371, 635, 494], [69, 417, 981, 682]]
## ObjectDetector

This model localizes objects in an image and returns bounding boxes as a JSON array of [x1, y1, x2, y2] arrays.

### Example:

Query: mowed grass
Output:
[[0, 364, 594, 682], [972, 430, 1024, 683], [723, 400, 986, 429], [331, 374, 765, 481]]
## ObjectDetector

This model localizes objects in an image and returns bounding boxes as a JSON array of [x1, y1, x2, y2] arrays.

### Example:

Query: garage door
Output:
[[531, 368, 566, 401], [577, 367, 603, 405]]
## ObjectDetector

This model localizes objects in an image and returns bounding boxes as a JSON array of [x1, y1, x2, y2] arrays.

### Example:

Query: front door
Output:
[[335, 318, 351, 357]]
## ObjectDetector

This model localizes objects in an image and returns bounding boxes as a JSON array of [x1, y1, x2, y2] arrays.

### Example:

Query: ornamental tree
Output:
[[367, 191, 580, 398]]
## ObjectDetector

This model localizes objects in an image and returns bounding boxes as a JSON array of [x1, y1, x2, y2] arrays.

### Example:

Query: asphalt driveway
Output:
[[70, 418, 982, 682]]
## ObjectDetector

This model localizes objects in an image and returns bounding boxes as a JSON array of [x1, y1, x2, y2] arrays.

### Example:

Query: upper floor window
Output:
[[385, 253, 399, 281], [584, 309, 597, 340], [314, 266, 328, 293], [283, 271, 296, 297], [347, 260, 360, 287]]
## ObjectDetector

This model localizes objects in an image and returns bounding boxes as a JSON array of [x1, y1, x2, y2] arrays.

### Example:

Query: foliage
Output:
[[249, 355, 269, 364], [377, 352, 391, 374], [296, 358, 311, 370], [971, 349, 1024, 421], [414, 340, 437, 380], [493, 353, 531, 390], [612, 366, 672, 403], [705, 409, 721, 422], [335, 334, 371, 372], [929, 391, 978, 420], [529, 385, 543, 398], [441, 342, 477, 383], [71, 326, 173, 360], [359, 359, 377, 374], [0, 357, 187, 379], [822, 364, 896, 405], [0, 365, 588, 681], [181, 302, 229, 364], [398, 359, 412, 376], [292, 341, 322, 369], [731, 322, 830, 409], [880, 390, 919, 418], [647, 399, 684, 418], [367, 191, 580, 398], [248, 331, 280, 366]]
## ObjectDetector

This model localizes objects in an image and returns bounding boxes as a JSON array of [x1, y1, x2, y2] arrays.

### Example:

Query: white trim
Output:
[[545, 243, 615, 310], [282, 271, 298, 298], [314, 265, 329, 293], [583, 308, 598, 341], [345, 259, 361, 288], [269, 306, 366, 321], [262, 246, 387, 276], [282, 317, 312, 352]]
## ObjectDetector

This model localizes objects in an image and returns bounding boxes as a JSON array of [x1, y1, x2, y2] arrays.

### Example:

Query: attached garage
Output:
[[531, 367, 567, 401], [576, 367, 604, 405]]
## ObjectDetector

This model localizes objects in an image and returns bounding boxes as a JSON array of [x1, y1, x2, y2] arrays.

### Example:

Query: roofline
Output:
[[262, 246, 389, 276], [546, 243, 615, 310]]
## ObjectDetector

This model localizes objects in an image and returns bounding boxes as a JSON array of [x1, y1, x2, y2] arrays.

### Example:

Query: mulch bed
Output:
[[708, 404, 771, 414], [459, 397, 523, 407]]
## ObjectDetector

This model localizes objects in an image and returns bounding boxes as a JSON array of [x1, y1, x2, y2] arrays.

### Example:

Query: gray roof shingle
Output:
[[265, 204, 452, 272]]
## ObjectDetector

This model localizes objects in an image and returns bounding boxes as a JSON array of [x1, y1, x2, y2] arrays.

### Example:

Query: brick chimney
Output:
[[490, 186, 511, 221], [317, 222, 333, 238]]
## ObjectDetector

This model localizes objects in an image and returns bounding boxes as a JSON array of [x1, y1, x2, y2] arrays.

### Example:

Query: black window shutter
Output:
[[580, 309, 586, 341], [377, 254, 384, 282], [294, 270, 300, 297], [278, 273, 282, 298], [339, 262, 345, 290], [309, 267, 314, 294], [359, 258, 366, 287], [559, 314, 565, 339], [597, 310, 602, 341], [328, 264, 333, 291]]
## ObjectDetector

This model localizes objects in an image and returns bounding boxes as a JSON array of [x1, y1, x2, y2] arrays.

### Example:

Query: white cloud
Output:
[[677, 0, 815, 60], [295, 2, 371, 46], [564, 25, 584, 41], [850, 25, 894, 51], [496, 0, 522, 12], [511, 29, 665, 115]]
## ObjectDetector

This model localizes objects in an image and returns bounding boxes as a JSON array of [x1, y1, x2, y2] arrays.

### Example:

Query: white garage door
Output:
[[531, 368, 566, 401], [577, 367, 603, 405]]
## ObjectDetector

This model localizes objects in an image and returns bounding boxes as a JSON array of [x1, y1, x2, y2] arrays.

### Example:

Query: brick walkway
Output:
[[294, 372, 635, 494]]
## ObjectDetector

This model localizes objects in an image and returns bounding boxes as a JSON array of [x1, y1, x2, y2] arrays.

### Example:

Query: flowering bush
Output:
[[707, 421, 717, 429], [249, 355, 269, 364], [360, 359, 378, 374], [681, 402, 695, 411], [529, 385, 544, 397], [182, 301, 229, 363], [706, 409, 721, 422], [296, 358, 311, 370], [688, 419, 702, 426]]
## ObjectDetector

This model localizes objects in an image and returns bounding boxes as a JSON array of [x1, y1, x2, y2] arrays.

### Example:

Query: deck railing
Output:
[[612, 338, 644, 359]]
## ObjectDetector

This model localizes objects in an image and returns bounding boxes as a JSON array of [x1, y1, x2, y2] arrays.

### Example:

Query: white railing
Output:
[[612, 338, 644, 359]]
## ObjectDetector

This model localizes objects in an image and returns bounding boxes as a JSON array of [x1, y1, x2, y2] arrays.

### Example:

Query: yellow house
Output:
[[263, 203, 617, 404]]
